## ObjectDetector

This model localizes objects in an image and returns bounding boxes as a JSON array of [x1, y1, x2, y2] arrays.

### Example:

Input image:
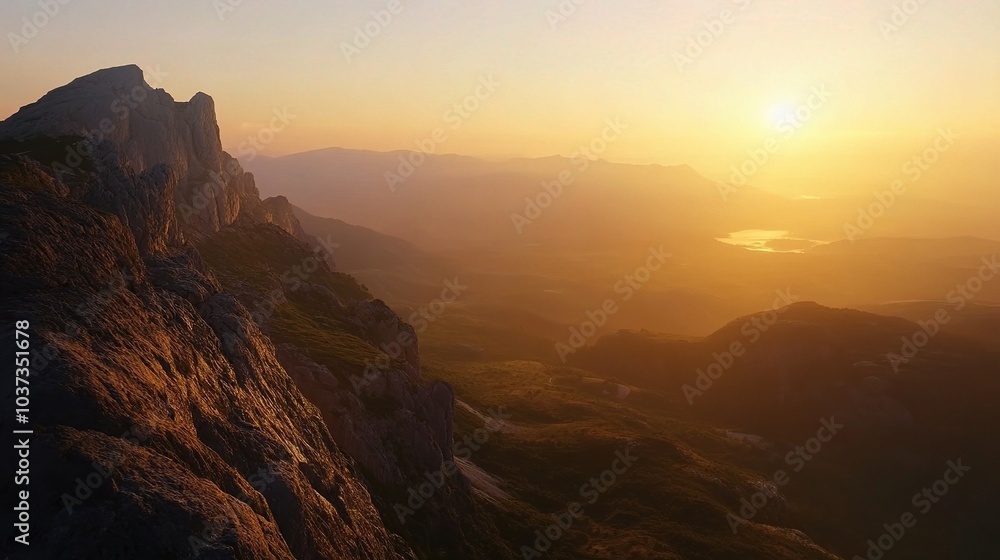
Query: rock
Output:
[[349, 299, 421, 378], [0, 73, 414, 560], [260, 195, 312, 241], [1, 66, 509, 560], [0, 65, 303, 246]]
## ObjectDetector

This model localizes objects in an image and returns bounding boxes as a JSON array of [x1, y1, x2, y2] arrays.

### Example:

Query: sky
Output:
[[2, 0, 999, 200]]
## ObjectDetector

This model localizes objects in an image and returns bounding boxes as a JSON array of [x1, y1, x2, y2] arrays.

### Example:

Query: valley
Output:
[[276, 187, 1000, 558], [3, 2, 1000, 553]]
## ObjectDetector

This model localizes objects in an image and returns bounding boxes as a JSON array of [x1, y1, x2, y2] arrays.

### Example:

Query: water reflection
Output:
[[717, 229, 827, 253]]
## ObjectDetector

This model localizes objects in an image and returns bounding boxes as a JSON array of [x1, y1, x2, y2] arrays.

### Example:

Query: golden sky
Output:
[[2, 0, 999, 199]]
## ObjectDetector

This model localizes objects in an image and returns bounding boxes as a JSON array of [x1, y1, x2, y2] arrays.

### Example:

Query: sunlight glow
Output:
[[766, 102, 797, 130]]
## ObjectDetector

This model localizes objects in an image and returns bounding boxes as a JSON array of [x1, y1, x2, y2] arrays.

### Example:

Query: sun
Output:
[[766, 102, 797, 130]]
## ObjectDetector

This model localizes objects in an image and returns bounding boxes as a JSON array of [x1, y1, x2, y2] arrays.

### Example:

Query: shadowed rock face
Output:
[[0, 66, 482, 559]]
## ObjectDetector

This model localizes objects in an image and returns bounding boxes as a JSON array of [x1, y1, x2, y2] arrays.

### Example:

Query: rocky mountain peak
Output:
[[1, 65, 220, 178], [0, 65, 511, 560], [0, 65, 299, 249]]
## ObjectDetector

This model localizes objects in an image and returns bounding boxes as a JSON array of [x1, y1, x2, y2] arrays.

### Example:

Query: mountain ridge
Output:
[[0, 65, 508, 560]]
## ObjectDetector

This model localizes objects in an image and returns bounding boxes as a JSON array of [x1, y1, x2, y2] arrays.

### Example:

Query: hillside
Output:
[[568, 303, 1000, 558], [0, 66, 507, 560]]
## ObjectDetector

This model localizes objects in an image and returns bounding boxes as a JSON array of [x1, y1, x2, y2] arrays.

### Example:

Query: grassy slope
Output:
[[424, 353, 841, 560], [422, 302, 1000, 559], [198, 224, 389, 376]]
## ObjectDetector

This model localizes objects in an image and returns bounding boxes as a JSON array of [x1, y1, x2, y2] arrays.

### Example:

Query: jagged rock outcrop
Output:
[[347, 299, 422, 379], [0, 65, 294, 245], [0, 157, 412, 559], [0, 64, 511, 560], [260, 195, 311, 243], [0, 66, 483, 559]]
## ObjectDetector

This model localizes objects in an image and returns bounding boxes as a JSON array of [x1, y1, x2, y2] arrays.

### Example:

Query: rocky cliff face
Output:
[[0, 65, 297, 246], [260, 195, 312, 243], [0, 66, 498, 559], [196, 223, 509, 559], [0, 154, 410, 559]]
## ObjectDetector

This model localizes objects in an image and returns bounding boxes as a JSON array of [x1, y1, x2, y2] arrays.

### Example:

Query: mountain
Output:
[[245, 147, 999, 251], [568, 302, 1000, 558], [244, 147, 757, 250], [0, 66, 508, 560], [859, 301, 1000, 347], [0, 64, 307, 251], [248, 148, 1000, 342], [4, 65, 998, 560], [290, 205, 455, 305]]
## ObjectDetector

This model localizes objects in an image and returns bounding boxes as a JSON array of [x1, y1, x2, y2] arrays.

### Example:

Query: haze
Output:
[[3, 0, 1000, 201], [5, 1, 1000, 558]]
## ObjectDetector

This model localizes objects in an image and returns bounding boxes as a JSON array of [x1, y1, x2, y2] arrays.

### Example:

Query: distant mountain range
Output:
[[246, 146, 999, 249]]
